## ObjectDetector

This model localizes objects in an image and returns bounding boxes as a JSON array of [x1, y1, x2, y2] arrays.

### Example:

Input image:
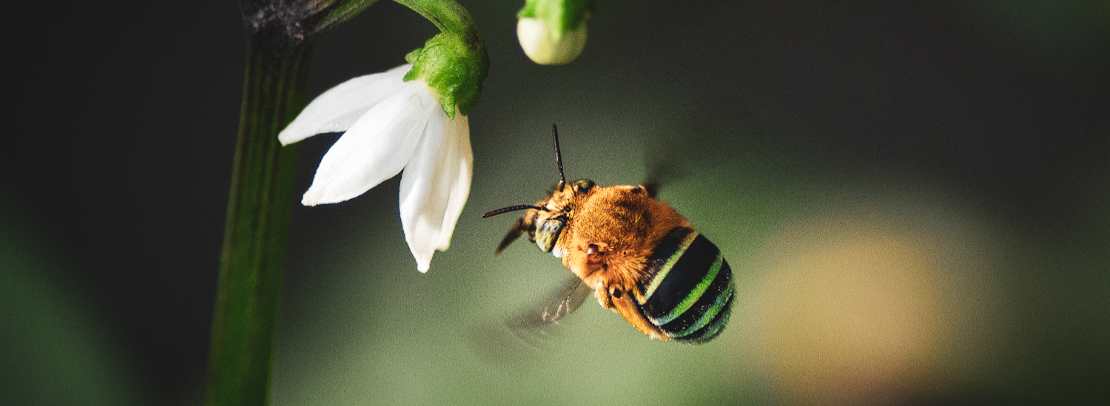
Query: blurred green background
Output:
[[3, 0, 1108, 405]]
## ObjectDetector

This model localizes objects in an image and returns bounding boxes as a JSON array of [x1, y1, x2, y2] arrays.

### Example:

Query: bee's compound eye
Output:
[[535, 216, 566, 252], [610, 286, 623, 299], [587, 244, 600, 256]]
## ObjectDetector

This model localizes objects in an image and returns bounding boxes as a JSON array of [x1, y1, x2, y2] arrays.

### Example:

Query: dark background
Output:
[[3, 0, 1108, 405]]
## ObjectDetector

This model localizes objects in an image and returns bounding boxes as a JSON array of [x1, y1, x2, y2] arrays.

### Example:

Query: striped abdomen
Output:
[[635, 227, 734, 344]]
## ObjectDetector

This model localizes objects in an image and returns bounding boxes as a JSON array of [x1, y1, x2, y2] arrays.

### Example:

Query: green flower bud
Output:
[[517, 0, 593, 65]]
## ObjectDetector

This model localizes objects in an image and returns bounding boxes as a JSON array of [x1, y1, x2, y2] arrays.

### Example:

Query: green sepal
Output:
[[403, 33, 490, 119], [518, 0, 594, 41]]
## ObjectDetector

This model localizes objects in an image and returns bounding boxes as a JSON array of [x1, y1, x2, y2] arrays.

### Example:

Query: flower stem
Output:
[[393, 0, 482, 45], [205, 34, 313, 406]]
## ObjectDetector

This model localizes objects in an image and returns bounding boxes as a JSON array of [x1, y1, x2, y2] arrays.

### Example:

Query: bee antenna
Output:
[[552, 123, 566, 191], [482, 204, 547, 218]]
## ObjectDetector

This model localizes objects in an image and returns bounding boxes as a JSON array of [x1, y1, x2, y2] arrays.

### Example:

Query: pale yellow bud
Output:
[[516, 17, 588, 65]]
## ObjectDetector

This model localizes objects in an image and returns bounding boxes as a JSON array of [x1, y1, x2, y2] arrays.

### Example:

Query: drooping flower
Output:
[[278, 0, 488, 272], [278, 64, 472, 272]]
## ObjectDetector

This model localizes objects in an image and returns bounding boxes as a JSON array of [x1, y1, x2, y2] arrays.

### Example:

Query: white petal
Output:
[[399, 107, 471, 272], [435, 112, 472, 250], [278, 64, 412, 145], [301, 81, 435, 206]]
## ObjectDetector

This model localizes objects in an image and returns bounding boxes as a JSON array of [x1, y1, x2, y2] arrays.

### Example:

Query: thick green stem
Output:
[[392, 0, 481, 44], [205, 35, 313, 406]]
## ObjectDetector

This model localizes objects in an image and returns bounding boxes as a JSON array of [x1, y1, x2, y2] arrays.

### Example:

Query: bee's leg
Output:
[[584, 242, 617, 309], [595, 280, 632, 311], [609, 288, 668, 340], [593, 277, 630, 312], [594, 286, 615, 310], [495, 217, 527, 255]]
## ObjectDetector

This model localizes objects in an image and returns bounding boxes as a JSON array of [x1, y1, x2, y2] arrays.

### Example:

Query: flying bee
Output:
[[483, 125, 734, 344]]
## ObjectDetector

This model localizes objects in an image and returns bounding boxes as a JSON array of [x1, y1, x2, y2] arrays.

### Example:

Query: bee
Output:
[[483, 125, 734, 344]]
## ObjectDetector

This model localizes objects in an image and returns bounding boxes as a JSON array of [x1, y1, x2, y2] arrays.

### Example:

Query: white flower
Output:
[[278, 64, 472, 272], [517, 17, 588, 65]]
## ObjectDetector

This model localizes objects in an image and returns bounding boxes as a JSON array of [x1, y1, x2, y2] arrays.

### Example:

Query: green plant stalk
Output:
[[393, 0, 476, 39], [205, 35, 313, 406]]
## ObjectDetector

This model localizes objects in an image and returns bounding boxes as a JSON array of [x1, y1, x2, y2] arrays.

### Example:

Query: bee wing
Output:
[[644, 143, 690, 199], [643, 182, 661, 200], [504, 275, 593, 330], [469, 276, 591, 357], [643, 162, 672, 199]]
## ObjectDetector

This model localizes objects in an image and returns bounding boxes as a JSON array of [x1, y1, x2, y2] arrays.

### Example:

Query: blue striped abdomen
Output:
[[636, 227, 734, 344]]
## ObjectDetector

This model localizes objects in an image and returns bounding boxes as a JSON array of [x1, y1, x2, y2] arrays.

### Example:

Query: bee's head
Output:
[[533, 179, 597, 252], [483, 124, 596, 255], [482, 178, 596, 255]]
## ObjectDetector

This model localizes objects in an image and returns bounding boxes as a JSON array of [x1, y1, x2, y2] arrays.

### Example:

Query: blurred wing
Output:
[[644, 156, 681, 200], [468, 276, 592, 357], [504, 275, 593, 330]]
